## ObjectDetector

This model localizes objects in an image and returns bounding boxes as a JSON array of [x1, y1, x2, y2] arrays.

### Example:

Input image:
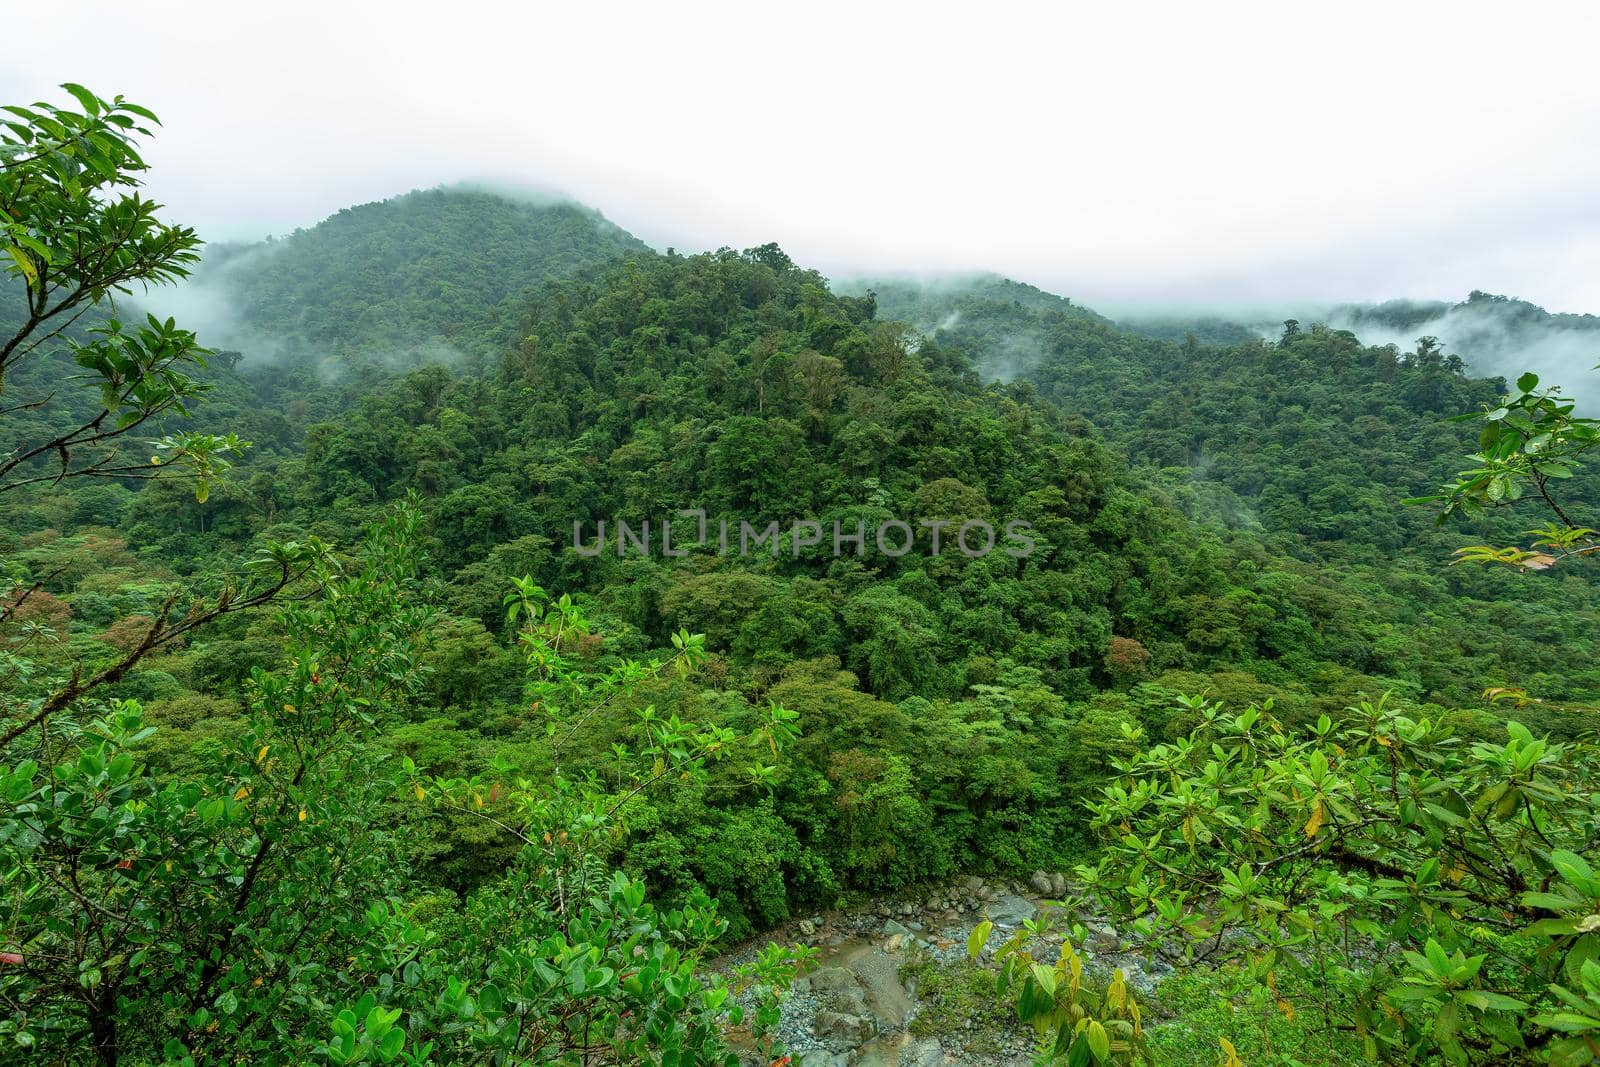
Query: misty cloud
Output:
[[1326, 293, 1600, 404], [7, 5, 1600, 311]]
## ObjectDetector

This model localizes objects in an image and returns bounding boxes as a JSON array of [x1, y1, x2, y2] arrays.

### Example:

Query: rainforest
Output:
[[3, 75, 1600, 1067]]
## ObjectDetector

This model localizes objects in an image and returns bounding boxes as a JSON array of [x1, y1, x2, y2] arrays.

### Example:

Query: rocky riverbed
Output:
[[717, 873, 1175, 1066]]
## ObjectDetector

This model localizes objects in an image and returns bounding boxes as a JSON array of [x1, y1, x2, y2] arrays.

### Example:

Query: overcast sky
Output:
[[6, 1, 1599, 311]]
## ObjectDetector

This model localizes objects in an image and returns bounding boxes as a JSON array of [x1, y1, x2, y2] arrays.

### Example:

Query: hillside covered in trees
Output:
[[4, 87, 1600, 1066]]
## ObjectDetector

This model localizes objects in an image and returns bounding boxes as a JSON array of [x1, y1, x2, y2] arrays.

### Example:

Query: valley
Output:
[[4, 83, 1599, 1066]]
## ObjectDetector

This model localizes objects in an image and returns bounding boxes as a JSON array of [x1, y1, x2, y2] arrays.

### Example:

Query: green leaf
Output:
[[1460, 990, 1528, 1011], [1086, 1019, 1111, 1061], [968, 920, 993, 961], [1552, 851, 1596, 894], [60, 83, 102, 115], [1425, 938, 1451, 977], [377, 1027, 404, 1061]]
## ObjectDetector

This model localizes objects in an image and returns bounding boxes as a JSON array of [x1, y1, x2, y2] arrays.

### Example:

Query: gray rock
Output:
[[809, 966, 861, 996], [814, 1009, 876, 1045], [904, 1037, 945, 1067], [808, 965, 870, 1019], [798, 918, 818, 938], [985, 892, 1037, 928], [845, 947, 916, 1028], [1049, 872, 1068, 897], [1087, 923, 1120, 951], [795, 1050, 850, 1067], [1028, 870, 1054, 895], [882, 919, 914, 939], [837, 983, 871, 1012]]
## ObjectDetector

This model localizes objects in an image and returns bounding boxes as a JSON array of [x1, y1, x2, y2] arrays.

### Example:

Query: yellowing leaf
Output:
[[5, 245, 38, 287], [1276, 998, 1296, 1020], [298, 809, 307, 822], [1086, 1019, 1110, 1061], [256, 745, 269, 763], [233, 786, 249, 801], [414, 784, 426, 802], [1219, 1036, 1246, 1067], [1303, 798, 1324, 838]]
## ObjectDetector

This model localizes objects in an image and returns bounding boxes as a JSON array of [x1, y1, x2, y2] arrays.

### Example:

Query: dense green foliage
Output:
[[872, 282, 1600, 702], [1, 88, 802, 1065], [1079, 694, 1600, 1063]]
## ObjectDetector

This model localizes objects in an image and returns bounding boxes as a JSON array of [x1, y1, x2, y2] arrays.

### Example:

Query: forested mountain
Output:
[[13, 213, 1597, 924], [1, 187, 647, 486], [1332, 289, 1600, 345], [86, 238, 1600, 712], [171, 186, 646, 369], [6, 92, 1600, 1066], [872, 275, 1600, 560]]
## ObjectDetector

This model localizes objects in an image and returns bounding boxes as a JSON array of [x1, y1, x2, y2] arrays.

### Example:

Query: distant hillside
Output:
[[1326, 291, 1600, 400], [860, 275, 1110, 381], [1108, 313, 1261, 347], [151, 186, 647, 373], [865, 274, 1109, 329], [855, 275, 1591, 569]]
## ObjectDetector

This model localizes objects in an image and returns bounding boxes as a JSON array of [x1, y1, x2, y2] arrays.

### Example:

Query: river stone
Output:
[[813, 1009, 875, 1045], [809, 966, 861, 996], [1087, 923, 1120, 951], [984, 892, 1037, 927], [1028, 870, 1054, 895], [1050, 872, 1068, 897], [846, 947, 916, 1028]]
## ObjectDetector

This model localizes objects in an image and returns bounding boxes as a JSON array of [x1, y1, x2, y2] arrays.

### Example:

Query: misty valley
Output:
[[3, 83, 1600, 1067]]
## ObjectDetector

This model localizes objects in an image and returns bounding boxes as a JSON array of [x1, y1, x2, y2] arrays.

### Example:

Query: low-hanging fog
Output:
[[4, 4, 1599, 314]]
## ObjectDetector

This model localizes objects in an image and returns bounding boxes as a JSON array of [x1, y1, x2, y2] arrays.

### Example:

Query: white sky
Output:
[[6, 0, 1600, 311]]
